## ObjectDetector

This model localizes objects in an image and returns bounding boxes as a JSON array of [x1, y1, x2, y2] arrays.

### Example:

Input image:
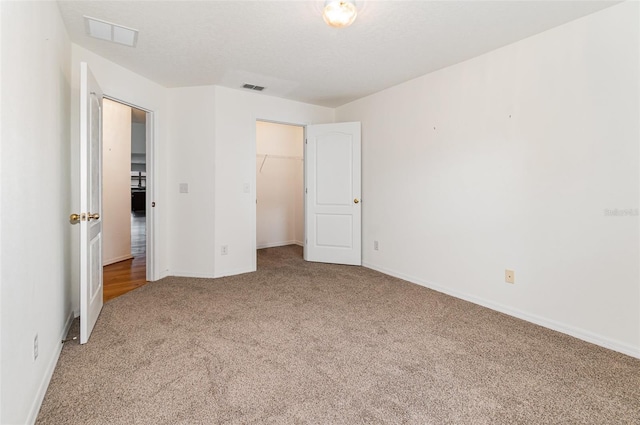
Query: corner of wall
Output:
[[1, 1, 76, 423], [338, 2, 639, 356]]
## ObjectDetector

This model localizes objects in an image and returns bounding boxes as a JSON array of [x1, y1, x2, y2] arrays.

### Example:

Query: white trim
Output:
[[26, 311, 74, 425], [257, 240, 303, 249], [363, 261, 640, 360], [214, 267, 256, 279], [145, 111, 156, 282], [102, 254, 134, 266], [167, 271, 217, 279]]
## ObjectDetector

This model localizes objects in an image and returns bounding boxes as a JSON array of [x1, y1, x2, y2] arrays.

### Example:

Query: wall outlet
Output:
[[373, 240, 379, 251], [221, 245, 229, 255], [179, 183, 189, 194], [505, 269, 515, 284], [33, 334, 38, 361]]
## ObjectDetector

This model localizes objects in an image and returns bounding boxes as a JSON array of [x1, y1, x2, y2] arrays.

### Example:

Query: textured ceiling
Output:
[[57, 0, 619, 107]]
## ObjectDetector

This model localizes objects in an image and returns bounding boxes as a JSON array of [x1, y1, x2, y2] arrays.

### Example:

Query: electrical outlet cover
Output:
[[505, 269, 515, 284]]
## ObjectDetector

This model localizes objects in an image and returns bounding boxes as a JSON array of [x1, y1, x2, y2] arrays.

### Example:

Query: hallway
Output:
[[103, 211, 147, 301]]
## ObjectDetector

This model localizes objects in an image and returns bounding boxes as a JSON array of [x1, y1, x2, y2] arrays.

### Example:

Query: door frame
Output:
[[253, 118, 307, 269], [103, 94, 156, 282]]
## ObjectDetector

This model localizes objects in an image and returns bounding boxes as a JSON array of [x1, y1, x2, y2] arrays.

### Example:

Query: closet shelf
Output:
[[256, 154, 303, 160], [257, 154, 303, 173]]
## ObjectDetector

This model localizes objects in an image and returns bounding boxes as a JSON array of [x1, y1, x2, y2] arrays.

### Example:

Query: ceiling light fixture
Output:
[[323, 0, 358, 28], [84, 16, 139, 47]]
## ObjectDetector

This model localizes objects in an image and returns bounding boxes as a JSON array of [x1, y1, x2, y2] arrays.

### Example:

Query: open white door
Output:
[[79, 62, 104, 344], [305, 122, 361, 265]]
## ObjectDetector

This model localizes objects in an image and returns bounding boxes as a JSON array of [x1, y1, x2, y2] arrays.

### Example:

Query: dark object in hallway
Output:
[[131, 188, 145, 212]]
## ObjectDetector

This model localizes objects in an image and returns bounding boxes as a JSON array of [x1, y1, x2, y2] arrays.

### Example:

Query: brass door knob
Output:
[[70, 213, 81, 222], [88, 213, 100, 220], [354, 198, 360, 204]]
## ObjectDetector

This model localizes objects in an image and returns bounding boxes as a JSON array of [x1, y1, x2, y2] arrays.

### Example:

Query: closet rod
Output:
[[256, 154, 303, 160], [258, 154, 303, 173]]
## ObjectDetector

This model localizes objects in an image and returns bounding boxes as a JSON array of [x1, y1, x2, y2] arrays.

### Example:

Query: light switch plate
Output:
[[179, 183, 188, 194]]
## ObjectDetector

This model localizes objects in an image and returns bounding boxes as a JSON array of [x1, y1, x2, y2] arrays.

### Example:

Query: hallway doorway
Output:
[[102, 99, 150, 301]]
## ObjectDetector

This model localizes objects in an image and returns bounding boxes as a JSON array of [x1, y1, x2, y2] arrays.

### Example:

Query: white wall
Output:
[[165, 86, 216, 277], [214, 87, 334, 277], [0, 1, 73, 423], [70, 45, 169, 309], [0, 2, 3, 418], [102, 99, 132, 265], [145, 85, 330, 279], [131, 122, 146, 175], [131, 122, 146, 155], [256, 121, 304, 249], [66, 48, 324, 285], [336, 2, 639, 357]]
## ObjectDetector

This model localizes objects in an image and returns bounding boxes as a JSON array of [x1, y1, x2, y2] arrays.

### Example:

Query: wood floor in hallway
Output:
[[103, 211, 147, 302]]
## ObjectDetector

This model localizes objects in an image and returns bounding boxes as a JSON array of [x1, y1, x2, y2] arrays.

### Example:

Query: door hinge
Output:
[[305, 188, 308, 194], [305, 139, 307, 144]]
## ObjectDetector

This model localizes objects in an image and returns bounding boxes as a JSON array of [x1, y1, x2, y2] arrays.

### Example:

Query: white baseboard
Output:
[[257, 240, 302, 249], [363, 261, 640, 359], [103, 254, 134, 266], [213, 267, 256, 278], [157, 267, 256, 280], [26, 310, 75, 425], [167, 270, 217, 279]]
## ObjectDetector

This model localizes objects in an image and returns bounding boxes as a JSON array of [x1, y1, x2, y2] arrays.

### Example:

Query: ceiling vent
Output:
[[242, 83, 265, 91], [84, 16, 139, 47]]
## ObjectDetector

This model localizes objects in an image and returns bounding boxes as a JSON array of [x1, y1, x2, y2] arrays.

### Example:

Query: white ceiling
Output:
[[57, 0, 620, 108]]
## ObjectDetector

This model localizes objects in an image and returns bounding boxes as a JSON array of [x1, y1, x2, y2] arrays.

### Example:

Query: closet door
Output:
[[305, 122, 361, 266]]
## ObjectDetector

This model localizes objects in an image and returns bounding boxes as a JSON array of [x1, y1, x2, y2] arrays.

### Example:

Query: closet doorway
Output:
[[256, 121, 305, 264]]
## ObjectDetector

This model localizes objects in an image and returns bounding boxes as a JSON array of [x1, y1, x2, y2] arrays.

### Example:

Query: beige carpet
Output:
[[37, 245, 640, 424]]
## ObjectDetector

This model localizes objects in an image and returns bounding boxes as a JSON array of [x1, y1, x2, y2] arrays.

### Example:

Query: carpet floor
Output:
[[37, 245, 640, 424]]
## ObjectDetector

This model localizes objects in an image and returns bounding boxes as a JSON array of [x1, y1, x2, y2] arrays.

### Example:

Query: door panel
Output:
[[79, 62, 104, 344], [316, 214, 353, 248], [305, 122, 361, 266], [316, 134, 353, 205]]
